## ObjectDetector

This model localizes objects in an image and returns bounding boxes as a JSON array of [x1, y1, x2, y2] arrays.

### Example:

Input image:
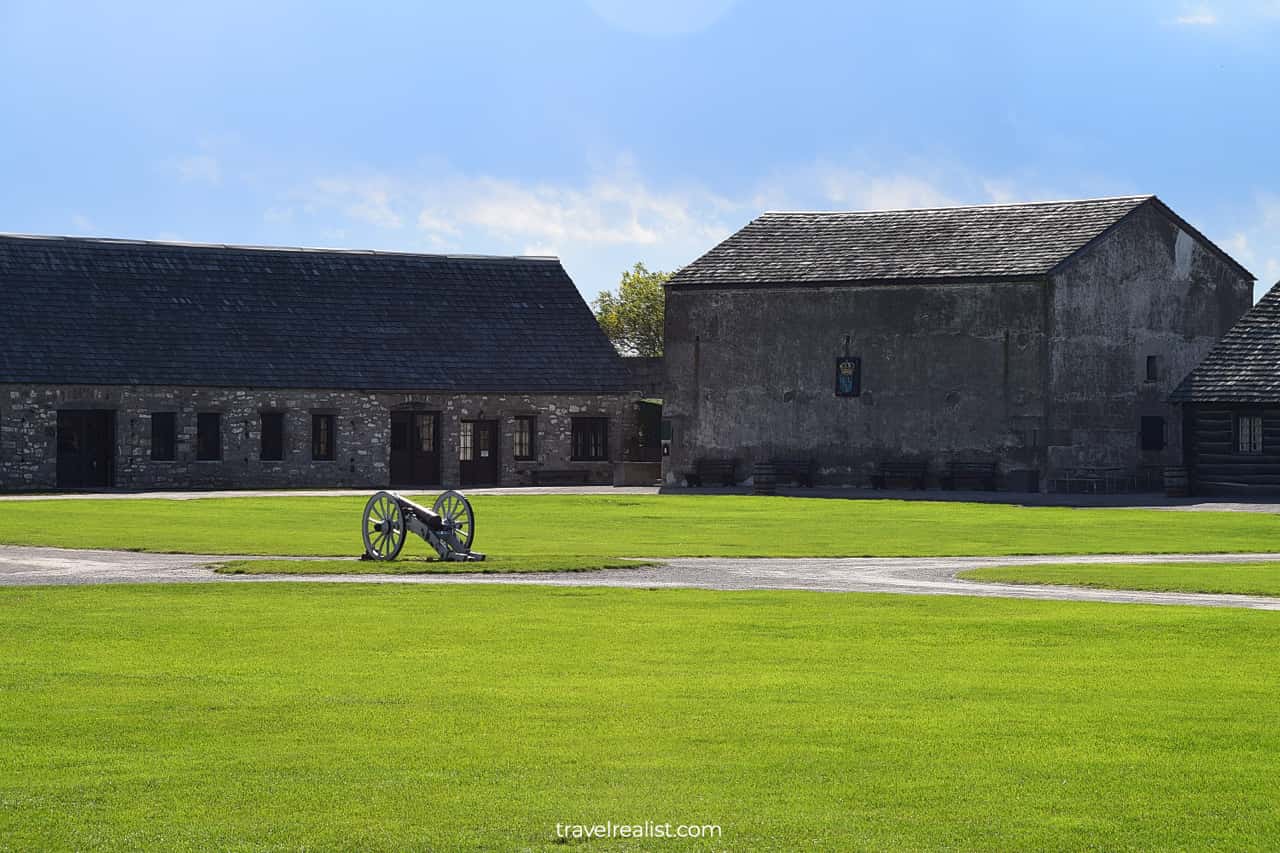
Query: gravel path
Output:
[[5, 486, 1280, 513], [3, 545, 1280, 610]]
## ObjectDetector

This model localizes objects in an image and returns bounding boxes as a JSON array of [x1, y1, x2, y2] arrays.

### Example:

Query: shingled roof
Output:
[[668, 195, 1250, 287], [1171, 282, 1280, 403], [0, 234, 630, 393]]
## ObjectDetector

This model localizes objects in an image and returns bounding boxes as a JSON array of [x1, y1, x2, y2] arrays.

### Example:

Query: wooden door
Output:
[[390, 411, 441, 486], [459, 419, 499, 486], [56, 410, 114, 488]]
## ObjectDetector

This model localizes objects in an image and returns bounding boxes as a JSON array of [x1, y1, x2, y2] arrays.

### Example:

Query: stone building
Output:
[[663, 195, 1254, 489], [1171, 280, 1280, 494], [0, 234, 640, 491]]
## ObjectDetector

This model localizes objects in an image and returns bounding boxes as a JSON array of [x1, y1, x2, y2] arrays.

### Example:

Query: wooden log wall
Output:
[[1186, 404, 1280, 492]]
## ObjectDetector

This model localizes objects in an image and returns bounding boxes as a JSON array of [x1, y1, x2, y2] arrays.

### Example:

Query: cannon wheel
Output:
[[362, 491, 407, 560], [433, 490, 475, 553]]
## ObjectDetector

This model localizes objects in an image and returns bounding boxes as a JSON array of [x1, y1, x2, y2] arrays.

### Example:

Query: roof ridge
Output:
[[0, 232, 560, 263], [759, 194, 1154, 216]]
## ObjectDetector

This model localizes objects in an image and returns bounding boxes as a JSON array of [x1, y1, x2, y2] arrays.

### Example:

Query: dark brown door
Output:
[[56, 410, 114, 489], [459, 419, 499, 486], [389, 411, 441, 486]]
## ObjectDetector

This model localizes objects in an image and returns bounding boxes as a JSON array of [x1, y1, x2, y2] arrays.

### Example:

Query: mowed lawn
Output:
[[1, 584, 1278, 850], [961, 561, 1280, 596], [3, 494, 1280, 557]]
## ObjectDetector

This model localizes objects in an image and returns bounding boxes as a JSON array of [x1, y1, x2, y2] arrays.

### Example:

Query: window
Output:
[[260, 412, 284, 461], [1238, 414, 1264, 455], [312, 414, 336, 461], [416, 413, 435, 452], [1140, 416, 1166, 451], [1145, 355, 1159, 383], [513, 416, 535, 460], [571, 417, 609, 461], [150, 412, 176, 461], [196, 412, 222, 461], [459, 421, 474, 462]]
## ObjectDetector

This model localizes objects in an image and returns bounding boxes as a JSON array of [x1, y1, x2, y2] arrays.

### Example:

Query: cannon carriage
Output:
[[361, 489, 486, 562]]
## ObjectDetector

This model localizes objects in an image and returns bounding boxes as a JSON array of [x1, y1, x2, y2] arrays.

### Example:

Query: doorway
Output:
[[635, 400, 663, 463], [56, 410, 115, 489], [459, 419, 499, 486], [389, 411, 441, 486]]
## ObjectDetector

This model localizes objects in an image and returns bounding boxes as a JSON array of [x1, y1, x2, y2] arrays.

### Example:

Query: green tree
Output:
[[592, 262, 669, 356]]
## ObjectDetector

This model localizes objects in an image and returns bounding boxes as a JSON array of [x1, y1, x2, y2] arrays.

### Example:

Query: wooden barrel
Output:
[[752, 463, 778, 495], [1164, 465, 1189, 498]]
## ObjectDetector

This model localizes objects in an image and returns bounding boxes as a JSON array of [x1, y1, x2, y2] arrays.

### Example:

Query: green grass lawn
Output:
[[214, 556, 657, 575], [3, 493, 1280, 558], [960, 561, 1280, 596], [2, 583, 1278, 850]]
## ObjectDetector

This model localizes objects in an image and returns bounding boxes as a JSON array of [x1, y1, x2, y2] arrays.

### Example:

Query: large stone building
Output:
[[0, 234, 641, 491], [663, 195, 1254, 489]]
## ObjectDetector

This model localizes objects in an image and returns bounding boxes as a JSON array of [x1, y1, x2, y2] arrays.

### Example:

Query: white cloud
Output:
[[414, 211, 461, 238], [69, 214, 96, 234], [311, 178, 403, 229], [284, 159, 1045, 296], [980, 180, 1025, 205], [817, 170, 958, 210], [298, 165, 738, 258], [168, 154, 221, 185], [419, 174, 733, 248], [1175, 8, 1218, 24], [1222, 194, 1280, 298], [1169, 1, 1280, 26]]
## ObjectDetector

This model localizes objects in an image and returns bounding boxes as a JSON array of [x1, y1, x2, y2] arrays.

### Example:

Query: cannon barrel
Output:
[[389, 494, 444, 530]]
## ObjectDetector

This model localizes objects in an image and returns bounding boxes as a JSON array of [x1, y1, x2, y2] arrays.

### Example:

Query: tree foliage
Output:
[[592, 262, 669, 356]]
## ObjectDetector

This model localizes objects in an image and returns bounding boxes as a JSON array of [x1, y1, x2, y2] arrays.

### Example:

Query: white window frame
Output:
[[1237, 414, 1263, 455]]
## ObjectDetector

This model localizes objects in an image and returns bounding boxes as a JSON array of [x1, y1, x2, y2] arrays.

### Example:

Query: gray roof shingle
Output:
[[669, 195, 1208, 287], [1171, 282, 1280, 403], [0, 234, 630, 393]]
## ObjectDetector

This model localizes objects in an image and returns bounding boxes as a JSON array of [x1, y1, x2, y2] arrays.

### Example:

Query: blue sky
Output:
[[3, 0, 1279, 302]]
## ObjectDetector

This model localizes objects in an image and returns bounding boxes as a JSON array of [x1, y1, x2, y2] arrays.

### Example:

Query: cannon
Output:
[[361, 489, 486, 562]]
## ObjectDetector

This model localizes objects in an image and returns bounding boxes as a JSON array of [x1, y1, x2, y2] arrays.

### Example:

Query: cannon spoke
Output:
[[361, 491, 406, 560], [432, 490, 475, 553]]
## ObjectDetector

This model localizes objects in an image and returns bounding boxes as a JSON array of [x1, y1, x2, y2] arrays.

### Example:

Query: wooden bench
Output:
[[770, 458, 816, 488], [1051, 467, 1131, 495], [941, 461, 997, 491], [684, 458, 739, 487], [530, 469, 591, 486], [871, 459, 928, 490]]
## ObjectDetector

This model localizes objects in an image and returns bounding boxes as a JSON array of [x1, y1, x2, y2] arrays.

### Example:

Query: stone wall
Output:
[[663, 280, 1048, 486], [1046, 203, 1253, 476], [0, 384, 638, 491]]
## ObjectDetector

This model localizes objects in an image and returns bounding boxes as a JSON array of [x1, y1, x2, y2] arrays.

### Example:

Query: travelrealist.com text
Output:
[[555, 821, 722, 840]]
